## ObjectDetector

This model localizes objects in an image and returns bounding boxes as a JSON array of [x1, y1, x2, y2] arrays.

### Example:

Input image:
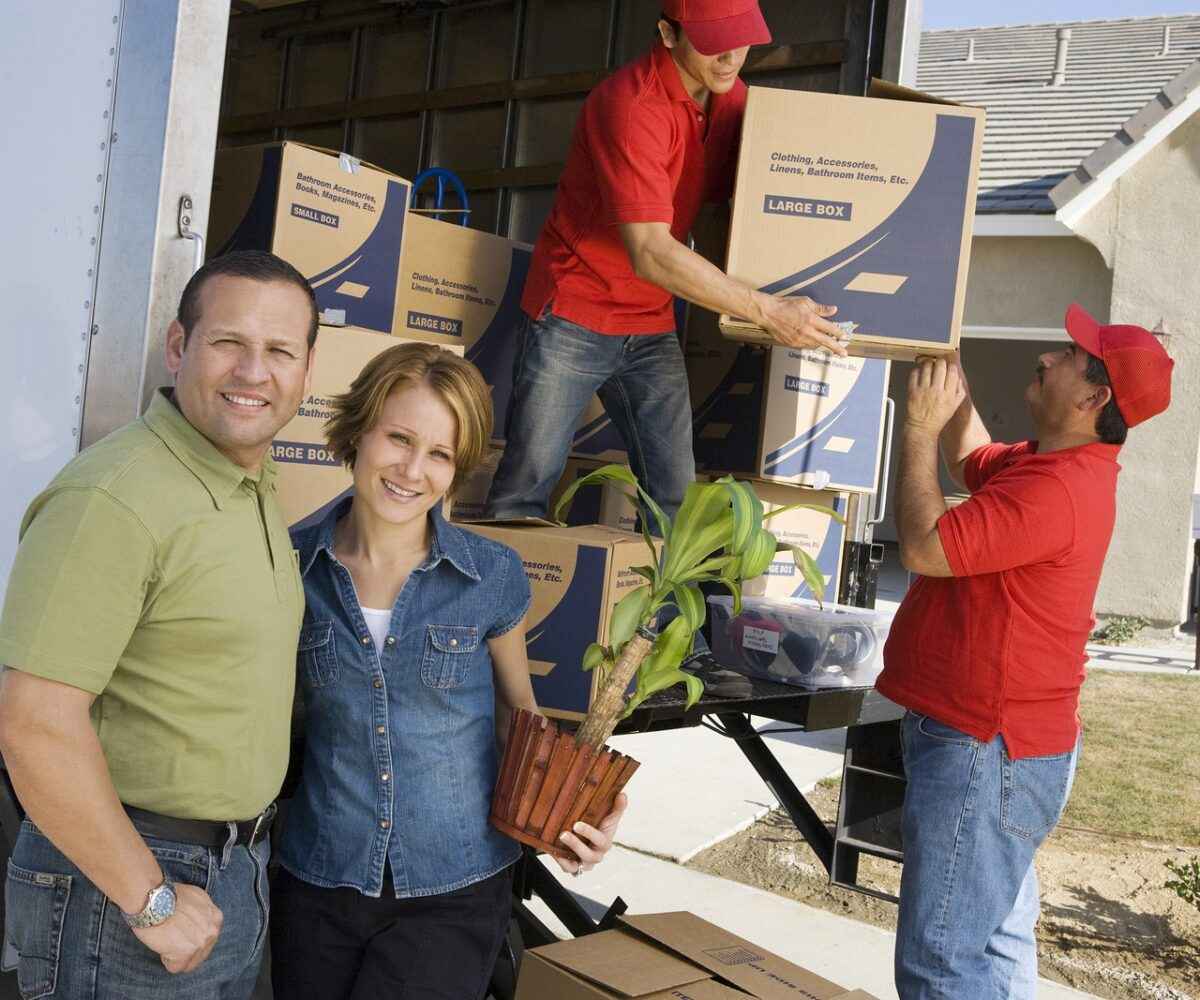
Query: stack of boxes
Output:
[[216, 73, 982, 716]]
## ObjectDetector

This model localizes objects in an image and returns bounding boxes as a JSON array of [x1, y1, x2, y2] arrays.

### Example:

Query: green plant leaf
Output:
[[717, 572, 743, 616], [676, 553, 737, 584], [673, 582, 705, 633], [608, 584, 651, 651], [661, 482, 732, 578], [623, 616, 693, 716], [581, 642, 605, 672], [792, 548, 828, 607], [739, 527, 778, 580], [720, 479, 762, 555], [631, 564, 657, 584]]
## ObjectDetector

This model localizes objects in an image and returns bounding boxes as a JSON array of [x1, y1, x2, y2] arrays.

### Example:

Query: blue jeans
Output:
[[486, 312, 696, 521], [895, 712, 1080, 1000], [3, 819, 269, 1000]]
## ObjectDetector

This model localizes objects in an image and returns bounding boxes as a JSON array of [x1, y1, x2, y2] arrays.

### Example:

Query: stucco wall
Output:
[[962, 236, 1111, 328], [1086, 109, 1200, 623]]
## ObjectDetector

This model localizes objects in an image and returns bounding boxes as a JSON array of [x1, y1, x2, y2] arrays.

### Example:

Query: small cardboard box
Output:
[[689, 311, 890, 494], [271, 327, 463, 528], [449, 446, 504, 522], [553, 458, 641, 534], [209, 142, 412, 336], [719, 83, 984, 360], [516, 911, 876, 1000], [395, 214, 532, 439], [461, 522, 651, 720], [708, 479, 847, 604]]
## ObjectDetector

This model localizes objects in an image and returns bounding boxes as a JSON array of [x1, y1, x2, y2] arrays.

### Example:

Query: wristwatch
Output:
[[121, 877, 177, 929]]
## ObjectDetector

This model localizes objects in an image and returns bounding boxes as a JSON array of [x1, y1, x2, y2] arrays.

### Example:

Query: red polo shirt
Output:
[[876, 440, 1122, 759], [520, 43, 747, 335]]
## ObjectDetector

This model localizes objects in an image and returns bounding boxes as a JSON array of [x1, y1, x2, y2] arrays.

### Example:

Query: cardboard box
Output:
[[462, 522, 651, 720], [716, 480, 847, 604], [395, 214, 532, 439], [271, 327, 463, 528], [719, 83, 984, 360], [689, 312, 890, 494], [516, 911, 879, 1000], [553, 459, 641, 534], [209, 142, 413, 336], [449, 446, 504, 522]]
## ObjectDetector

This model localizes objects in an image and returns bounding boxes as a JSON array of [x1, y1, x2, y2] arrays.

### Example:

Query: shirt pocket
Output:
[[420, 624, 479, 689], [298, 620, 340, 688]]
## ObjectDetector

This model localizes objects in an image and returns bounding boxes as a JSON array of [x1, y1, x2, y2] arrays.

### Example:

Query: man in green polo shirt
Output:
[[0, 251, 315, 998]]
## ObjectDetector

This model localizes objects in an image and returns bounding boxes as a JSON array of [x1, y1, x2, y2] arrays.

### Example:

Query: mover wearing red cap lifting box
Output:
[[878, 306, 1173, 998], [485, 1, 850, 532]]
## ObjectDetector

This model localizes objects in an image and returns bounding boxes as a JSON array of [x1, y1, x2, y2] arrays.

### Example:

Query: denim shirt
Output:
[[277, 497, 530, 898]]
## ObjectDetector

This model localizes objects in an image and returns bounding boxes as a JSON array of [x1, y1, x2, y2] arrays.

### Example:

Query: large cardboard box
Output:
[[209, 142, 413, 336], [719, 83, 984, 360], [271, 327, 463, 528], [462, 522, 651, 720], [395, 214, 532, 439], [553, 458, 641, 533], [516, 911, 880, 1000], [689, 312, 890, 494]]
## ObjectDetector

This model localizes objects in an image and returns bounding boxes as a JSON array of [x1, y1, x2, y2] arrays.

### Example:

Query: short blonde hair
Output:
[[325, 342, 492, 493]]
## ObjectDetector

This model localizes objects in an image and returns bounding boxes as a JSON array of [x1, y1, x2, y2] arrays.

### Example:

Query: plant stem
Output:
[[575, 628, 655, 748]]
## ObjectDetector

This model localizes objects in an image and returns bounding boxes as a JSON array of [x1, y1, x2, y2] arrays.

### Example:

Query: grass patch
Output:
[[1065, 671, 1200, 845]]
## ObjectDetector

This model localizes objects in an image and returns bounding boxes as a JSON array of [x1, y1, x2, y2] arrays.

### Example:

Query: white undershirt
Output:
[[361, 606, 392, 653]]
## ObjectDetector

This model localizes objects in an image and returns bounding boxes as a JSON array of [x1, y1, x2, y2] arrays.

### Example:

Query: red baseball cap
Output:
[[1064, 303, 1174, 428], [662, 0, 772, 55]]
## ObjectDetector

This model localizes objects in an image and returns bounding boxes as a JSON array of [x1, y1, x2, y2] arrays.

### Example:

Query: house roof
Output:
[[916, 14, 1200, 214]]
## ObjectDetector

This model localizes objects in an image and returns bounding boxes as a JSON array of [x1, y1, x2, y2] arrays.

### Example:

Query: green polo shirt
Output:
[[0, 390, 303, 820]]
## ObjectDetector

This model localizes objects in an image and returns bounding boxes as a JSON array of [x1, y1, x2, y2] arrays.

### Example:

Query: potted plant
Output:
[[489, 466, 842, 857]]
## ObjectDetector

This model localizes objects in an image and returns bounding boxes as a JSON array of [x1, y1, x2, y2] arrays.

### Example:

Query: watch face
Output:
[[147, 881, 177, 923]]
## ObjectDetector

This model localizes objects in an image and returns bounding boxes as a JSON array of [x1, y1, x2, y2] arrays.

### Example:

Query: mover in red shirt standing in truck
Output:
[[485, 0, 848, 525], [877, 304, 1174, 999]]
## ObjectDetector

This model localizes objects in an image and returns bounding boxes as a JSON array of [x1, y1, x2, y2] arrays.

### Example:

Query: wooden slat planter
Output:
[[490, 709, 639, 859]]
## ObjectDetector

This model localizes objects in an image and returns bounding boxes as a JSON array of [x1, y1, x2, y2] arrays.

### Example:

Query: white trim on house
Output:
[[962, 325, 1069, 341], [972, 215, 1074, 237], [1055, 84, 1200, 228]]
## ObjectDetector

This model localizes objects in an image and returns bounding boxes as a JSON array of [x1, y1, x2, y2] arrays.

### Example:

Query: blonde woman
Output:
[[270, 343, 625, 999]]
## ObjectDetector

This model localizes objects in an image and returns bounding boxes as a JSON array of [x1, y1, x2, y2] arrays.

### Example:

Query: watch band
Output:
[[121, 876, 177, 929]]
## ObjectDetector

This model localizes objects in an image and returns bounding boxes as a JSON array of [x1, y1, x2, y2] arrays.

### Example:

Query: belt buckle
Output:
[[250, 802, 277, 844]]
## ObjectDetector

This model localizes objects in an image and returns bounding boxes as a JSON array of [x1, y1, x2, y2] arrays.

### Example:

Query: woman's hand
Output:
[[554, 792, 628, 877]]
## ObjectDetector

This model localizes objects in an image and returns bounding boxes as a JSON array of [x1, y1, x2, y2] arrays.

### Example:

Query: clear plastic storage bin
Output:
[[708, 594, 894, 690]]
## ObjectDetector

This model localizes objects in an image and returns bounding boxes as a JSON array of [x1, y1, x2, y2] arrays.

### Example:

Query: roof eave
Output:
[[1052, 61, 1200, 229], [973, 213, 1073, 236]]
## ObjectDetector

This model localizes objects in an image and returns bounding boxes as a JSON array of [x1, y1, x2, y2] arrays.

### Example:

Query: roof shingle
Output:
[[916, 15, 1200, 213]]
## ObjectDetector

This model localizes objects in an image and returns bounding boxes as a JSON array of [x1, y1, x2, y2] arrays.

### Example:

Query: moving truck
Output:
[[0, 3, 919, 995]]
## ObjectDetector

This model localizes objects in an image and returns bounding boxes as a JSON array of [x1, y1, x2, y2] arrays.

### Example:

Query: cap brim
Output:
[[1064, 303, 1104, 359], [682, 7, 772, 55]]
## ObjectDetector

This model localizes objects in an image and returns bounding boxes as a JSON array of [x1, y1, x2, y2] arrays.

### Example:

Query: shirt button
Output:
[[381, 772, 390, 782], [376, 725, 386, 735], [373, 678, 383, 689], [385, 636, 395, 646], [449, 638, 458, 647], [380, 819, 390, 829]]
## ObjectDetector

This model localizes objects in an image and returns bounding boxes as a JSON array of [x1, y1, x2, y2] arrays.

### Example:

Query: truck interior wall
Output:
[[217, 0, 891, 243]]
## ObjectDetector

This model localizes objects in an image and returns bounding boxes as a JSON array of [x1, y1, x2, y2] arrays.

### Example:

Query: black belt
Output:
[[124, 802, 277, 850]]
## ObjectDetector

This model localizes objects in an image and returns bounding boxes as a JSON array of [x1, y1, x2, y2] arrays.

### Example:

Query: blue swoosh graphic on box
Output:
[[306, 176, 409, 334], [757, 114, 975, 345], [216, 145, 284, 257], [691, 345, 767, 475], [786, 494, 847, 600], [466, 246, 531, 437]]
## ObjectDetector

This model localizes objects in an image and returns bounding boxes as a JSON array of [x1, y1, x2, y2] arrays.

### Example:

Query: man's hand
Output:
[[131, 884, 223, 974], [554, 792, 628, 876], [753, 293, 848, 356], [907, 357, 966, 437]]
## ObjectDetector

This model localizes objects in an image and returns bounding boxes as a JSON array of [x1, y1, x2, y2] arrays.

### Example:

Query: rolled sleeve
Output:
[[589, 99, 676, 227], [487, 546, 533, 639], [0, 488, 156, 693], [937, 467, 1074, 577]]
